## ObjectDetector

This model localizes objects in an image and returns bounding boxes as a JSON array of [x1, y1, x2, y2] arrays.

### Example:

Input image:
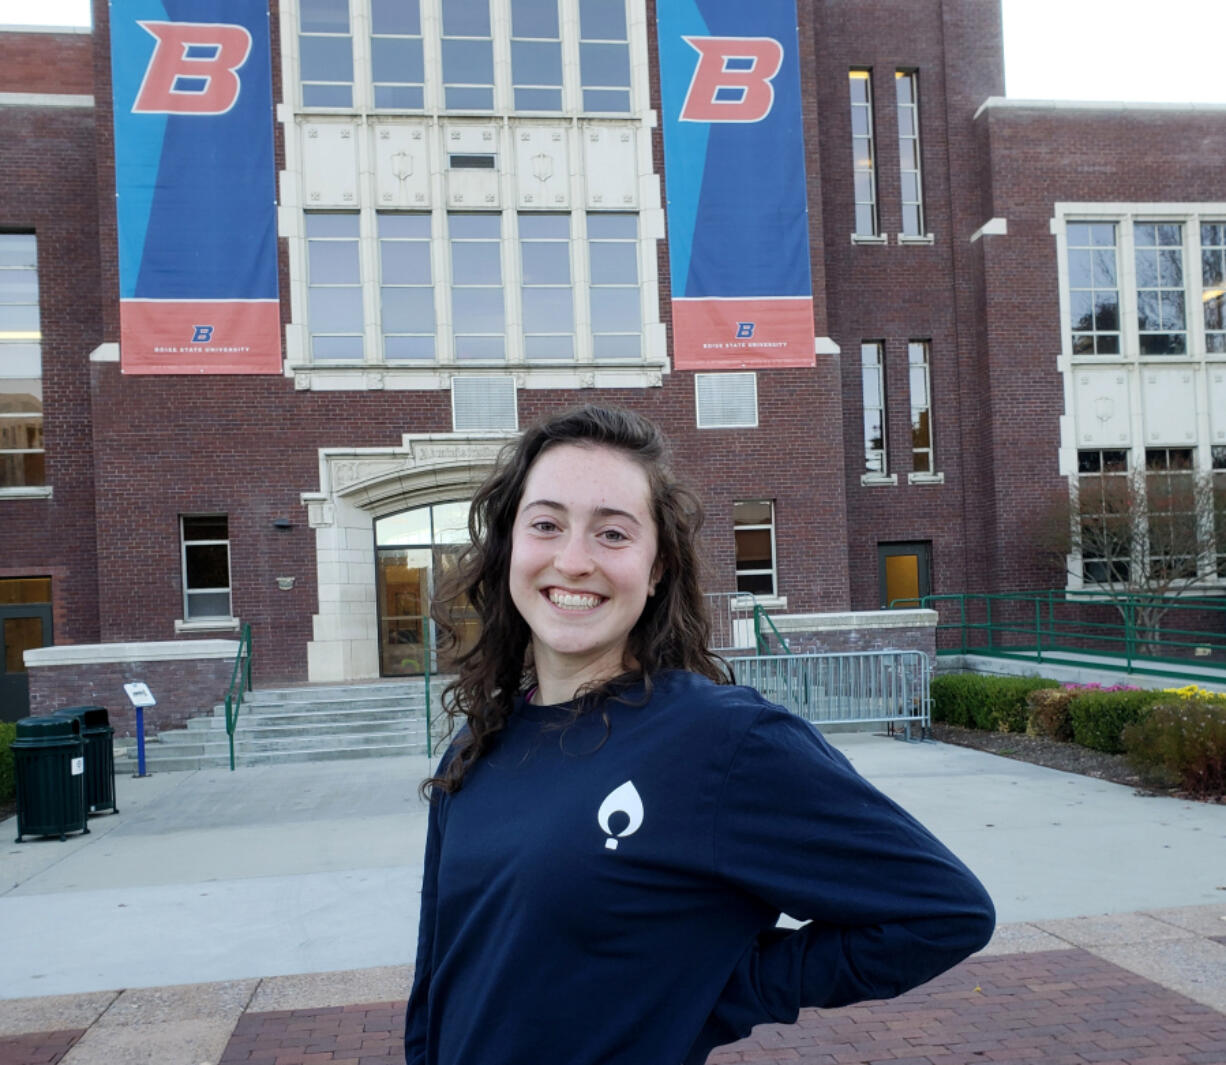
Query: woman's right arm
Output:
[[404, 786, 445, 1065]]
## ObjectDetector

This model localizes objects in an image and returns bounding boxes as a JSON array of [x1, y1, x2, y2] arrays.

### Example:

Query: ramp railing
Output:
[[730, 649, 931, 738]]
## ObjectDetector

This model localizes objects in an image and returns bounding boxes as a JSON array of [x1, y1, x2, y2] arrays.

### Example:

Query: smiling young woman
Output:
[[405, 405, 994, 1065]]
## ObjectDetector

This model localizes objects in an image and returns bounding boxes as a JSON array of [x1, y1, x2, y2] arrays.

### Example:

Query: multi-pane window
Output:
[[1144, 447, 1197, 578], [861, 341, 887, 473], [1134, 222, 1186, 355], [1066, 222, 1120, 355], [306, 213, 363, 360], [849, 70, 877, 237], [371, 0, 423, 109], [1213, 447, 1226, 576], [0, 233, 42, 489], [588, 213, 640, 359], [511, 0, 563, 111], [379, 213, 434, 360], [442, 0, 495, 111], [1077, 449, 1131, 583], [895, 70, 924, 237], [519, 214, 573, 359], [579, 0, 631, 113], [908, 340, 933, 472], [1201, 223, 1226, 354], [734, 501, 776, 597], [181, 516, 232, 620], [449, 213, 505, 359], [299, 0, 353, 108]]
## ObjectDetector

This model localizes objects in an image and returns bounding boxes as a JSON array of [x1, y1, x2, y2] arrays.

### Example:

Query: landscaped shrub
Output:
[[1026, 687, 1075, 741], [932, 674, 1060, 732], [1122, 699, 1226, 797], [1067, 689, 1164, 753], [0, 721, 15, 805]]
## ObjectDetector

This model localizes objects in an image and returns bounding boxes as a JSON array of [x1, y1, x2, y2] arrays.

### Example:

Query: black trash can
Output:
[[51, 706, 118, 816], [12, 716, 89, 843]]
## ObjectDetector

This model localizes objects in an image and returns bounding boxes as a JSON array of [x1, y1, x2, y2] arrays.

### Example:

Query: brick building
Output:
[[2, 0, 1225, 720]]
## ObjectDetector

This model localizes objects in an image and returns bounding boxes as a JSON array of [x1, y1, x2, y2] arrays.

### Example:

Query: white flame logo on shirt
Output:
[[597, 781, 643, 850]]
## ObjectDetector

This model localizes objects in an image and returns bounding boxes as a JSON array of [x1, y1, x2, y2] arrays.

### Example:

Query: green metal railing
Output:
[[921, 590, 1226, 677], [224, 623, 254, 771], [752, 602, 790, 655]]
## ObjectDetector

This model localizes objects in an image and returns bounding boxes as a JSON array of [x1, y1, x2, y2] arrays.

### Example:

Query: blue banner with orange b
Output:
[[109, 0, 281, 373], [656, 1, 815, 370]]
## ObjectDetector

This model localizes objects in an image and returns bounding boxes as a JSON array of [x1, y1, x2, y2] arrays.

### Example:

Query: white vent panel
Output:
[[452, 376, 518, 432], [695, 373, 758, 429]]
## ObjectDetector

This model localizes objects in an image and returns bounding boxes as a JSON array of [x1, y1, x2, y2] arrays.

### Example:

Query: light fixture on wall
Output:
[[272, 518, 293, 530]]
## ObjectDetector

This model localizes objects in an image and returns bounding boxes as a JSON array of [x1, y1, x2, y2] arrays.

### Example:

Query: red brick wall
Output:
[[0, 31, 93, 96], [0, 101, 103, 646], [27, 656, 234, 737]]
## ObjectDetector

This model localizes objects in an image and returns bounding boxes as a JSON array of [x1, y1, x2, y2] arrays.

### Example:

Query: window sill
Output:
[[288, 362, 667, 392], [0, 485, 52, 500], [860, 472, 898, 487], [897, 233, 935, 245], [174, 617, 240, 634], [850, 233, 888, 246], [907, 471, 945, 485], [730, 594, 788, 612]]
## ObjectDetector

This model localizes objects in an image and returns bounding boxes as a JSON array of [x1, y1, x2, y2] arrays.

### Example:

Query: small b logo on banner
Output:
[[192, 325, 215, 343], [736, 322, 755, 339]]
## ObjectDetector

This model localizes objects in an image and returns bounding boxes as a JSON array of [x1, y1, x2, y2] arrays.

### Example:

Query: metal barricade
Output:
[[704, 592, 760, 652], [730, 650, 932, 739]]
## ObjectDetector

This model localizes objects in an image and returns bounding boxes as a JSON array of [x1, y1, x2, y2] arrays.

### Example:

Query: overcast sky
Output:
[[1, 0, 1224, 106]]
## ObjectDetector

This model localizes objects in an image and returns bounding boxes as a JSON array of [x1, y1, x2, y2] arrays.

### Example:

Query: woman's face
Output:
[[509, 443, 660, 690]]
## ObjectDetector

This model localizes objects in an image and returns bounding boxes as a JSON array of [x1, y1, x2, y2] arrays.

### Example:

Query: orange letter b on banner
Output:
[[679, 36, 784, 123]]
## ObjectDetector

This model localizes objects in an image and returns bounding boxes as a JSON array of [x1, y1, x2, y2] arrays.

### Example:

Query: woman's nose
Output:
[[554, 532, 594, 576]]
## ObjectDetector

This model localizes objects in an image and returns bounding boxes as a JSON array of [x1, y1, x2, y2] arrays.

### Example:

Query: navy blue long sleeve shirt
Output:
[[405, 671, 994, 1065]]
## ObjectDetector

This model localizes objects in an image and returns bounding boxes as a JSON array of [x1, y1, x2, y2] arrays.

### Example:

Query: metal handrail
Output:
[[753, 603, 791, 655], [921, 591, 1226, 674], [224, 623, 253, 771]]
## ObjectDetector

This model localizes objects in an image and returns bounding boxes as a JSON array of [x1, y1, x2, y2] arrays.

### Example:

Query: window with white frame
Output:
[[0, 233, 42, 489], [1144, 447, 1197, 579], [1077, 448, 1131, 584], [849, 70, 878, 238], [861, 341, 887, 473], [511, 0, 563, 111], [1066, 222, 1120, 355], [295, 0, 633, 115], [181, 516, 232, 620], [908, 340, 933, 472], [588, 213, 640, 359], [379, 213, 434, 360], [1200, 222, 1225, 353], [1062, 212, 1226, 359], [519, 213, 573, 359], [895, 70, 924, 237], [1213, 446, 1226, 576], [450, 212, 506, 360], [371, 0, 424, 108], [306, 213, 363, 360], [442, 0, 495, 111], [299, 0, 353, 108], [734, 501, 776, 596]]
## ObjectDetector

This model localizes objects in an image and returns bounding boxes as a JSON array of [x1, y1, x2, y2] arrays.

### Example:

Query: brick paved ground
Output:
[[217, 950, 1226, 1065], [0, 1028, 85, 1065]]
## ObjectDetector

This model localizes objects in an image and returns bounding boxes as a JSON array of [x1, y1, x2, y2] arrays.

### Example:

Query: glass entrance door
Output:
[[375, 501, 475, 676], [0, 577, 53, 722]]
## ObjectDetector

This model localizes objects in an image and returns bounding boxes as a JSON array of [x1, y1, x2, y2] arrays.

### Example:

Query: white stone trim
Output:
[[970, 217, 1007, 242], [25, 640, 240, 667], [976, 96, 1226, 120], [0, 92, 93, 108], [907, 471, 945, 485], [90, 343, 120, 362], [0, 486, 52, 499], [174, 617, 241, 634], [772, 609, 937, 633], [860, 472, 898, 487], [814, 337, 840, 355]]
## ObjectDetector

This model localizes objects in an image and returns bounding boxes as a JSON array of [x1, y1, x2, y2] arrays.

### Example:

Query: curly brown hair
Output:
[[424, 404, 730, 795]]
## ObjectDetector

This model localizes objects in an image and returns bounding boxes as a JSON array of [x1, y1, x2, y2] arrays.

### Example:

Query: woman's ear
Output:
[[649, 559, 664, 595]]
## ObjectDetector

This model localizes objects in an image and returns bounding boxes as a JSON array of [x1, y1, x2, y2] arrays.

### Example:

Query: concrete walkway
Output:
[[1, 734, 1224, 1064]]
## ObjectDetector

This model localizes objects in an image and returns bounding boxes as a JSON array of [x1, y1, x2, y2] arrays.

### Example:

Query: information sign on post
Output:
[[123, 682, 156, 777]]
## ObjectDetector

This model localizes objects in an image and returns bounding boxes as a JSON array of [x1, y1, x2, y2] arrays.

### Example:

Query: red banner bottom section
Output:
[[120, 300, 283, 374], [671, 297, 816, 370]]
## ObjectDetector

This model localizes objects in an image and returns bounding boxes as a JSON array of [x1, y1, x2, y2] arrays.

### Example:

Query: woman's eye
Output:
[[530, 518, 559, 533], [600, 529, 628, 543]]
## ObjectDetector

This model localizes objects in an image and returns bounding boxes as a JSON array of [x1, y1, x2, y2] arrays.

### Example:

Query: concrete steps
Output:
[[113, 679, 447, 773]]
